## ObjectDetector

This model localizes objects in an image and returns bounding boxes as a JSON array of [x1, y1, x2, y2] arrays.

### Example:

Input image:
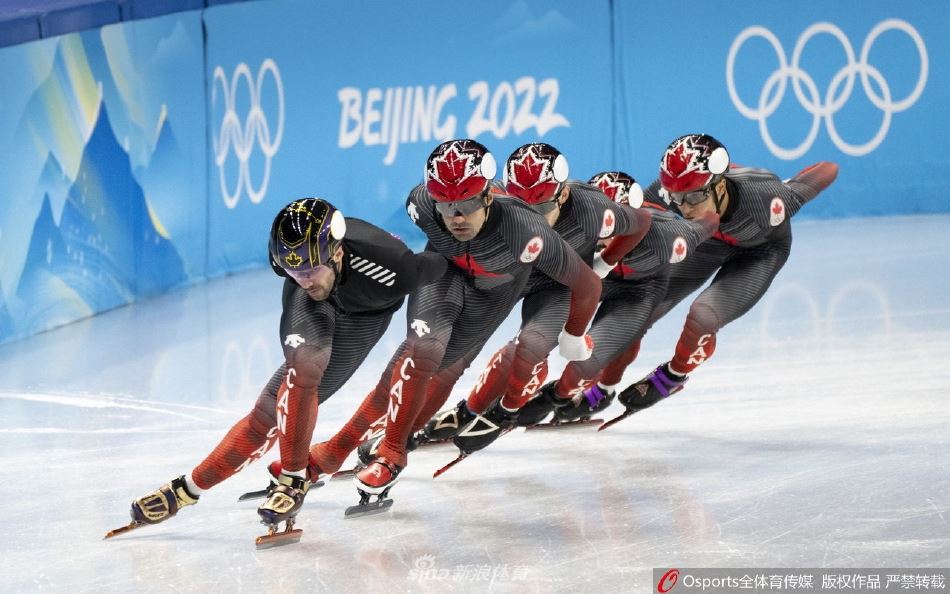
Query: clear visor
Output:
[[434, 190, 488, 217], [668, 187, 711, 206], [284, 263, 335, 284]]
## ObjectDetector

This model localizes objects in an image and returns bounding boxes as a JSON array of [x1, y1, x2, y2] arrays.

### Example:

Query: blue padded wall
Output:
[[36, 1, 121, 38], [0, 10, 41, 47]]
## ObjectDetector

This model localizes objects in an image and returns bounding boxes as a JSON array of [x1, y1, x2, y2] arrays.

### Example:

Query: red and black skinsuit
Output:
[[311, 185, 602, 471], [189, 218, 446, 489]]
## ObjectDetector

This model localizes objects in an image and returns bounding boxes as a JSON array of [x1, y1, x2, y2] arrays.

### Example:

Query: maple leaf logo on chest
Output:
[[451, 254, 501, 277]]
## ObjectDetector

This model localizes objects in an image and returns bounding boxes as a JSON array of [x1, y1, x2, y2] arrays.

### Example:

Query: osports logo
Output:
[[212, 60, 285, 208], [657, 568, 680, 593], [726, 19, 927, 159]]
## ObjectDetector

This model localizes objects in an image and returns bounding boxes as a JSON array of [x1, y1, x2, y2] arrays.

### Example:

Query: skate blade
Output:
[[344, 498, 393, 518], [418, 437, 454, 448], [528, 418, 604, 431], [329, 469, 356, 481], [103, 521, 147, 540], [598, 411, 633, 431], [238, 489, 270, 502], [255, 528, 303, 549], [432, 453, 468, 479], [238, 479, 326, 502]]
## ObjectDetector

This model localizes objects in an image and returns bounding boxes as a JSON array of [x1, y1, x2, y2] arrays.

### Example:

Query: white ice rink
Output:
[[1, 215, 948, 593]]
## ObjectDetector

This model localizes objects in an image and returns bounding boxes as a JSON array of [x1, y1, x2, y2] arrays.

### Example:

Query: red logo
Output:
[[511, 152, 547, 188], [712, 230, 738, 246], [599, 209, 616, 238], [666, 142, 692, 177], [433, 145, 477, 186], [769, 196, 786, 226], [594, 176, 627, 203], [520, 236, 544, 263], [451, 254, 501, 277], [669, 237, 688, 263], [657, 569, 680, 593]]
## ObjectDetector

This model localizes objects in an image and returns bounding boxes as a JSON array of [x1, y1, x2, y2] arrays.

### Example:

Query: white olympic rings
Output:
[[726, 19, 927, 159], [212, 59, 285, 208]]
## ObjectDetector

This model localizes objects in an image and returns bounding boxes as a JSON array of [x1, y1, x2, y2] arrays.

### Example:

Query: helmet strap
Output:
[[328, 244, 345, 293], [710, 177, 729, 215]]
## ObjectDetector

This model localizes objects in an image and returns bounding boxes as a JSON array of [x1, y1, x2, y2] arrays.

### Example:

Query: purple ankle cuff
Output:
[[582, 385, 607, 407]]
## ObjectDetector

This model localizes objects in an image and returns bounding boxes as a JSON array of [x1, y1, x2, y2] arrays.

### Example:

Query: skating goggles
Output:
[[434, 191, 488, 217], [528, 198, 560, 216], [668, 187, 711, 206]]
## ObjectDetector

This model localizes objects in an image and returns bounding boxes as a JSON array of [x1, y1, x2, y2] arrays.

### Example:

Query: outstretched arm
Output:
[[786, 162, 839, 210]]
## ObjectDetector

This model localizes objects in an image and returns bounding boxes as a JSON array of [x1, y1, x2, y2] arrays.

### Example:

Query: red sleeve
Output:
[[599, 208, 652, 266], [562, 254, 602, 336]]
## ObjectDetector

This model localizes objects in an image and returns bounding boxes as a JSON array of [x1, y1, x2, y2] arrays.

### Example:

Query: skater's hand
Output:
[[558, 329, 594, 361], [591, 252, 615, 279]]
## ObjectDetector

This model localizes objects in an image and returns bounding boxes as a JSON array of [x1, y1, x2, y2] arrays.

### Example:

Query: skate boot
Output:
[[357, 432, 384, 466], [453, 400, 518, 454], [357, 431, 421, 466], [105, 475, 200, 539], [618, 362, 687, 413], [266, 456, 325, 485], [552, 384, 616, 423], [514, 382, 571, 427], [346, 457, 403, 518], [255, 473, 311, 548], [422, 399, 475, 442], [130, 475, 199, 525], [238, 455, 326, 502]]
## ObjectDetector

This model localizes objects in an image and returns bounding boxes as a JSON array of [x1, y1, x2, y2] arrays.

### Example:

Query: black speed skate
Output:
[[600, 363, 688, 431], [527, 384, 613, 431], [423, 399, 475, 442], [432, 401, 518, 478], [453, 400, 518, 454], [513, 382, 572, 427], [550, 384, 615, 423], [255, 473, 311, 549], [104, 475, 199, 539]]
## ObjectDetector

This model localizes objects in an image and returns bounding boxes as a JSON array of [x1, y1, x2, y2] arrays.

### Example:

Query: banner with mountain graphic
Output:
[[0, 14, 207, 344]]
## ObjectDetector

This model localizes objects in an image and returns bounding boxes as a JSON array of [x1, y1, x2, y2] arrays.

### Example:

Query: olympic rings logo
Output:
[[726, 19, 927, 159], [212, 59, 285, 208]]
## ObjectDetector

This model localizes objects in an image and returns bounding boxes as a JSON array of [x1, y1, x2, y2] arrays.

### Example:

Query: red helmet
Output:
[[658, 134, 730, 193], [588, 171, 644, 208], [503, 143, 569, 204], [424, 139, 497, 202]]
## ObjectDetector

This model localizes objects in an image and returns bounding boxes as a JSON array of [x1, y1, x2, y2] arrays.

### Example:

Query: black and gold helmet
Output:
[[268, 198, 346, 277]]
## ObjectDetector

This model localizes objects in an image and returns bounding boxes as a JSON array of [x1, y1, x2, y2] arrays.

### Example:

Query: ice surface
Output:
[[1, 215, 948, 592]]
